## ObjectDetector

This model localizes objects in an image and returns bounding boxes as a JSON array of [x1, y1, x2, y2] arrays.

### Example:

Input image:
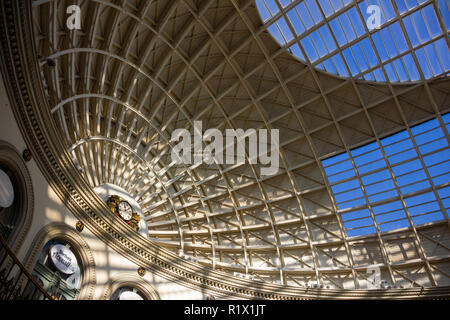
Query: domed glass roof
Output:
[[29, 0, 450, 291]]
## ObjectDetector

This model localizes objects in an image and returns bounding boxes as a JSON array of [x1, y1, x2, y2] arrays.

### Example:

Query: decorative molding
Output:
[[0, 0, 449, 299], [137, 267, 146, 277], [22, 149, 31, 162], [76, 221, 85, 232], [102, 273, 161, 300], [22, 223, 97, 300]]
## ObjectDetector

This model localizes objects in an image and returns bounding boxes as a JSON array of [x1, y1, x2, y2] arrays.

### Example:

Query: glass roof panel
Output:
[[256, 0, 450, 82], [321, 115, 450, 237]]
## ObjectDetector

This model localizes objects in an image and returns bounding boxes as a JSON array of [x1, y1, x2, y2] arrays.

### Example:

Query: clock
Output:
[[106, 195, 141, 231], [118, 200, 133, 221]]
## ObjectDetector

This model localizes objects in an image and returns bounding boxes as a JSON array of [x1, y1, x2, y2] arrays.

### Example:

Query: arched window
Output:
[[102, 274, 160, 300], [31, 239, 83, 300], [110, 286, 147, 300], [0, 142, 34, 254], [0, 166, 18, 239]]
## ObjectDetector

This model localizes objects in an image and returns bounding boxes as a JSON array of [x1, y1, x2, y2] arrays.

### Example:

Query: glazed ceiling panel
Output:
[[32, 0, 450, 289]]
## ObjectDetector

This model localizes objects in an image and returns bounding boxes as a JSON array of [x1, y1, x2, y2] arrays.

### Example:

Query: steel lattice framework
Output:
[[30, 0, 450, 290]]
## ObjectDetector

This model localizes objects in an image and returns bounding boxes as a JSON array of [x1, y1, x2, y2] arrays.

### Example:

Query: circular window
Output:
[[256, 0, 450, 82]]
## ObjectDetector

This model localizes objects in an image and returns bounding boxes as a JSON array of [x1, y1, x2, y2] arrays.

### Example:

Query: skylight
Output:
[[321, 114, 450, 237], [256, 0, 450, 82]]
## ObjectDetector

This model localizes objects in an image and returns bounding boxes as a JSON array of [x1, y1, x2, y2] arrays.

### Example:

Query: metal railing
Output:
[[0, 234, 54, 300]]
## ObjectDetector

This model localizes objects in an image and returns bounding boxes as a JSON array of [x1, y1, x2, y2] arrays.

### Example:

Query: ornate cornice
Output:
[[1, 0, 449, 299]]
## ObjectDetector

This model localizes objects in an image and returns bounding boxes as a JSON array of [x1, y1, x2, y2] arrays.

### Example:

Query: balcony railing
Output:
[[0, 234, 54, 300]]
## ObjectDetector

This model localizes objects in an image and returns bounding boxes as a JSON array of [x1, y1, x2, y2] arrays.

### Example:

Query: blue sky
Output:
[[256, 0, 450, 237], [321, 114, 450, 237], [256, 0, 450, 82]]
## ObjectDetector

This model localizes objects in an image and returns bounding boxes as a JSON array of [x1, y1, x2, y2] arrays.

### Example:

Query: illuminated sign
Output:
[[49, 245, 77, 275]]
